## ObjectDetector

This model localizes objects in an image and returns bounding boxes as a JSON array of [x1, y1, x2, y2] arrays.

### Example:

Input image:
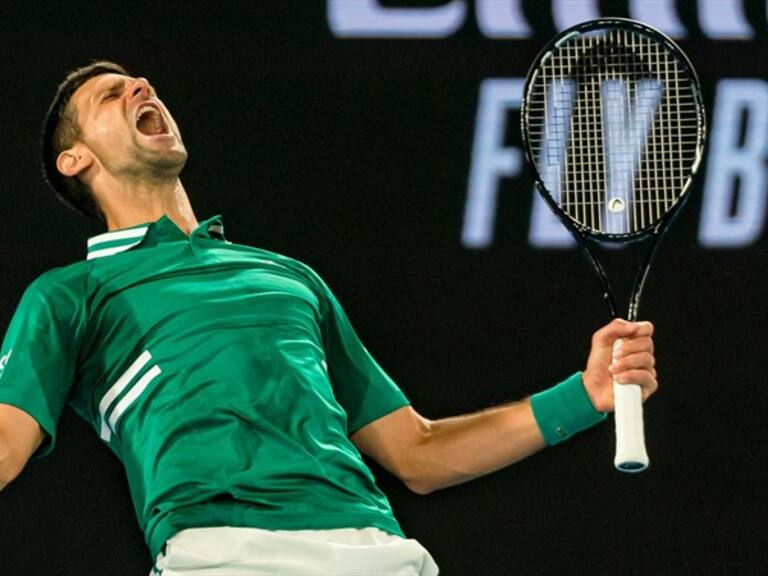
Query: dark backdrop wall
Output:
[[1, 1, 766, 574]]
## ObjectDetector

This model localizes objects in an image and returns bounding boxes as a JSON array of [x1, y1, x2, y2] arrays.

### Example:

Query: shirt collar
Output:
[[86, 215, 226, 260]]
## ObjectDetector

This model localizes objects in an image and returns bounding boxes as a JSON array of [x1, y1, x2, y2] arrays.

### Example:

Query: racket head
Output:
[[521, 18, 706, 241]]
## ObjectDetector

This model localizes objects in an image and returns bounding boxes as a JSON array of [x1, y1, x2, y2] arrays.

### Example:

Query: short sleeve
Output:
[[318, 281, 410, 434], [0, 275, 83, 457]]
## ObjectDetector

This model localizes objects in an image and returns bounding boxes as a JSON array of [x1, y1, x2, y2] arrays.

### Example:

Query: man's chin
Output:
[[138, 134, 187, 160], [140, 146, 188, 175]]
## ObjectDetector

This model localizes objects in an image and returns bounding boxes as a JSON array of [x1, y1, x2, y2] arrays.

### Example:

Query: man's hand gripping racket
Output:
[[583, 319, 658, 469]]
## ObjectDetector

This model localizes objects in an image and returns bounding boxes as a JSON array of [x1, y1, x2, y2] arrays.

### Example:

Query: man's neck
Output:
[[98, 178, 199, 234]]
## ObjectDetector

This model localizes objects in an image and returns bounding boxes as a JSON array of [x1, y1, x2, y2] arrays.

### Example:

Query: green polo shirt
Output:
[[0, 215, 409, 559]]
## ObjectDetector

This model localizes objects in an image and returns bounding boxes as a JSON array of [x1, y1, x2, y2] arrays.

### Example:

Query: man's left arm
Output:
[[351, 319, 657, 495]]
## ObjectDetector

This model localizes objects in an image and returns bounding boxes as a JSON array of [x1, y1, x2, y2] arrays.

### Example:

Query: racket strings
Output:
[[527, 26, 702, 235]]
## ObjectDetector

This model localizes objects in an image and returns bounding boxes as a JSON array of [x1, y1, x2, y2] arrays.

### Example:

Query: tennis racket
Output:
[[521, 18, 706, 472]]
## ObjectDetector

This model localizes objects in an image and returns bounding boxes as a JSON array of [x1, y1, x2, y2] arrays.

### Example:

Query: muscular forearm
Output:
[[404, 400, 545, 494], [384, 374, 605, 494]]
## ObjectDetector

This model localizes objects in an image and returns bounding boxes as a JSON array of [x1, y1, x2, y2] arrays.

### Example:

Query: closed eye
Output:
[[101, 93, 119, 102]]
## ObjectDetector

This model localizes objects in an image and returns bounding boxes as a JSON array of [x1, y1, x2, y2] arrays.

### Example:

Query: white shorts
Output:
[[151, 526, 440, 576]]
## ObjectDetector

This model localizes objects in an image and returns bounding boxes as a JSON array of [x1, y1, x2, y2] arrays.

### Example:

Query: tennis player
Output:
[[0, 62, 657, 575]]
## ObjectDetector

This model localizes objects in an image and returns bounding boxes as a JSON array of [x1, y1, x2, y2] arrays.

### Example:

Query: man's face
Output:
[[68, 73, 187, 179]]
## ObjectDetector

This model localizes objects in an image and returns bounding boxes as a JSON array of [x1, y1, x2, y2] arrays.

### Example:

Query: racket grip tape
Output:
[[613, 381, 649, 472]]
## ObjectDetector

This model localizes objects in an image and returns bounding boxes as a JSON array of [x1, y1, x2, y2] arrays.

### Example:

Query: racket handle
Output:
[[613, 382, 649, 472]]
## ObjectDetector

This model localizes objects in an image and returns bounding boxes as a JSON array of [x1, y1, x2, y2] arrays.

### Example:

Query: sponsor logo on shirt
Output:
[[0, 349, 12, 378]]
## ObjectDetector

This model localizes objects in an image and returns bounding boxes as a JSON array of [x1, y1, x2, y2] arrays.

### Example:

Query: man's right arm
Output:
[[0, 404, 44, 490]]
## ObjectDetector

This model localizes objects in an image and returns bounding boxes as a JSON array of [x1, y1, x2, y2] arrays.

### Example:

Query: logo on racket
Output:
[[608, 197, 626, 213]]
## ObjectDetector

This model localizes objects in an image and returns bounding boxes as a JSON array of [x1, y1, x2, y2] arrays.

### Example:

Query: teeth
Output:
[[136, 104, 168, 135], [137, 105, 157, 121]]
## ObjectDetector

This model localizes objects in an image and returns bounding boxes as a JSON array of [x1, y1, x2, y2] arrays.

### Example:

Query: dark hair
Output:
[[42, 61, 130, 221]]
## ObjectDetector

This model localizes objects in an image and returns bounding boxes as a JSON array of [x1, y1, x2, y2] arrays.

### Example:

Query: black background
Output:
[[0, 1, 766, 574]]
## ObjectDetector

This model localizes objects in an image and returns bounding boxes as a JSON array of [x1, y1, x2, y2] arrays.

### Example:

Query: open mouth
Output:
[[135, 104, 170, 137]]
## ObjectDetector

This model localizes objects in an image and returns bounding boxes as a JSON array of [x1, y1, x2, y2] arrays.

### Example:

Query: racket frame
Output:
[[519, 17, 707, 471]]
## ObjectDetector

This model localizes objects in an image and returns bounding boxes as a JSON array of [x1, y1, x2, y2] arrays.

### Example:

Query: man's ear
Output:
[[56, 145, 93, 178]]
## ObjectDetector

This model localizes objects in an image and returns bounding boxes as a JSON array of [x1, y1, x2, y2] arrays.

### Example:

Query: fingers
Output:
[[586, 318, 659, 406], [608, 326, 657, 402], [612, 369, 658, 401], [610, 351, 654, 373], [592, 318, 654, 348], [614, 336, 654, 357]]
